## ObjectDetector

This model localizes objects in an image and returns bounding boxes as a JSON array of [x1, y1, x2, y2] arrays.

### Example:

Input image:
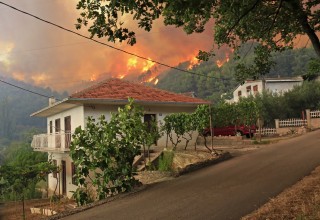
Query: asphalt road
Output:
[[62, 130, 320, 220]]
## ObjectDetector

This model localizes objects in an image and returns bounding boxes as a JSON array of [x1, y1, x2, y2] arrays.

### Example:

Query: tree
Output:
[[70, 99, 145, 205], [0, 162, 57, 220], [75, 0, 320, 81]]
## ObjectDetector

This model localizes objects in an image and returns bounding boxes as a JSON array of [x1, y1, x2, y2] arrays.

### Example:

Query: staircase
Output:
[[133, 149, 163, 171]]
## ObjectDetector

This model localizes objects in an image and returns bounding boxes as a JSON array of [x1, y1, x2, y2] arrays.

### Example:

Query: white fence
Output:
[[256, 128, 277, 136], [279, 118, 307, 127], [310, 110, 320, 118]]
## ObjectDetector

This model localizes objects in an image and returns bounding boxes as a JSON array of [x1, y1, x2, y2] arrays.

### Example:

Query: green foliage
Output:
[[163, 113, 193, 150], [0, 141, 54, 201], [238, 81, 320, 127], [142, 116, 161, 165], [158, 151, 174, 172], [303, 58, 320, 81], [70, 99, 149, 205]]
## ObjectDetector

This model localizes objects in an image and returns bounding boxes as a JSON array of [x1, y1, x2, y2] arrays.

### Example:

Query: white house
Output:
[[232, 77, 303, 102], [31, 78, 208, 198]]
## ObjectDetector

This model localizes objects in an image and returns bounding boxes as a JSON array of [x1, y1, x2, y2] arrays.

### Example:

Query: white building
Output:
[[232, 77, 303, 102], [31, 78, 208, 198]]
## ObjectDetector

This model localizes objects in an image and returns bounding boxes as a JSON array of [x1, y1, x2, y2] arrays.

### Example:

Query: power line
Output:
[[0, 1, 222, 80], [0, 78, 56, 99]]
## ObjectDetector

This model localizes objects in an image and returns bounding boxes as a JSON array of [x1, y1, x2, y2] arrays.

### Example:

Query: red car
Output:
[[203, 125, 256, 138]]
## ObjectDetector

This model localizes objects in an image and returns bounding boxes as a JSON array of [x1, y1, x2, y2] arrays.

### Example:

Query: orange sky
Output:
[[0, 0, 215, 92]]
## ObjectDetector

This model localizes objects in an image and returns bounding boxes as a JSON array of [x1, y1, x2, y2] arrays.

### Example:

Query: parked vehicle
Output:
[[202, 125, 256, 138]]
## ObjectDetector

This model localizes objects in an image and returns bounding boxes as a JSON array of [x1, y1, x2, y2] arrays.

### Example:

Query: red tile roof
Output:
[[70, 78, 208, 104]]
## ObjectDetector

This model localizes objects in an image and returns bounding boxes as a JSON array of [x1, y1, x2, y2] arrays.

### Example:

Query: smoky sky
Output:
[[0, 0, 215, 92]]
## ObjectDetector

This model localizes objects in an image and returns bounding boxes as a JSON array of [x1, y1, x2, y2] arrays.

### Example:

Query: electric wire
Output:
[[0, 78, 60, 100], [0, 1, 222, 80]]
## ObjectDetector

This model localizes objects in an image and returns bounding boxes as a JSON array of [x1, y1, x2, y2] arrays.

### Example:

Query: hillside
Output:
[[155, 46, 316, 102], [0, 76, 68, 143]]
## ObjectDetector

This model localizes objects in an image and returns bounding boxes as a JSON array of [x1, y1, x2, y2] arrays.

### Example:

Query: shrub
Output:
[[158, 151, 174, 172]]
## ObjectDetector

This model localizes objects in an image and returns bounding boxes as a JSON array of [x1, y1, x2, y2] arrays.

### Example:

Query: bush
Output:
[[158, 151, 174, 172]]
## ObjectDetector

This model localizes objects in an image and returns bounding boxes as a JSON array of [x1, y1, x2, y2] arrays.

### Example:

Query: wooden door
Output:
[[61, 160, 67, 195], [64, 116, 71, 148]]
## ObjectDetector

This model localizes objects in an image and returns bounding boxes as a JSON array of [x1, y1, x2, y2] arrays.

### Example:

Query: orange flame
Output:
[[154, 78, 159, 85], [187, 56, 200, 70], [142, 58, 155, 72], [90, 74, 97, 81], [127, 57, 138, 70], [216, 54, 230, 68], [117, 74, 126, 79]]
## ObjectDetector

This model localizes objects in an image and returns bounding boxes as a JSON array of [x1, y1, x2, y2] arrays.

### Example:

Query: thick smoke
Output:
[[0, 0, 213, 92]]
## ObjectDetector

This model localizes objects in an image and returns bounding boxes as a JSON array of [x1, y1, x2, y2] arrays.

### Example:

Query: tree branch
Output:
[[226, 0, 262, 37]]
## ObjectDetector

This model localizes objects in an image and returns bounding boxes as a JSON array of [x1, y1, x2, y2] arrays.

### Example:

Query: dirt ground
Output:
[[242, 166, 320, 220]]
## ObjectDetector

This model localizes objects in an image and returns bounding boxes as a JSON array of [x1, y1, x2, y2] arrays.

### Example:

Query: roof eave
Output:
[[68, 97, 211, 106], [30, 98, 79, 117]]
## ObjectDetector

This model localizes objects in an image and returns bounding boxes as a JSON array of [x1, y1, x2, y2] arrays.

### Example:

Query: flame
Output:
[[117, 74, 126, 79], [127, 57, 138, 70], [216, 53, 230, 68], [142, 58, 155, 72], [154, 78, 159, 85], [90, 74, 97, 81], [187, 56, 201, 70]]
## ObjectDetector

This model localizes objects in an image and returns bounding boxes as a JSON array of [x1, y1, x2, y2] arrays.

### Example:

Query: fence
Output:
[[278, 118, 307, 127], [256, 128, 277, 136], [310, 110, 320, 118]]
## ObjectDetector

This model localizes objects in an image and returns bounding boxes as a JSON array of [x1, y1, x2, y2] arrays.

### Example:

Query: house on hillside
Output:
[[30, 78, 208, 198], [232, 77, 303, 102]]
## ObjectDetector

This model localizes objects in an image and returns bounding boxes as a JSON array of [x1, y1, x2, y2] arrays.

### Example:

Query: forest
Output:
[[156, 46, 317, 102]]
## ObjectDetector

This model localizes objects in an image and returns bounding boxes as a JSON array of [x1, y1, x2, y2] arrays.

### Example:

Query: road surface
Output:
[[62, 130, 320, 220]]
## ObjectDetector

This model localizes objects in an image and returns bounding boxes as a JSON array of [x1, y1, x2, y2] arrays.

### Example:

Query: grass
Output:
[[158, 151, 174, 172]]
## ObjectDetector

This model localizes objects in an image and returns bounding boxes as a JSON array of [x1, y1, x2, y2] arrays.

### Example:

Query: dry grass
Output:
[[242, 166, 320, 220]]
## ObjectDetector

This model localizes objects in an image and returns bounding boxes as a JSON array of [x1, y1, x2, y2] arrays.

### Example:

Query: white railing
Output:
[[256, 128, 277, 136], [279, 119, 307, 127], [31, 132, 72, 152], [310, 110, 320, 118]]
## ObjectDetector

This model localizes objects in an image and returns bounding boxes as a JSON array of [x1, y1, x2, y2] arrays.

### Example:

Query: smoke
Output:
[[0, 0, 214, 92], [1, 1, 314, 92]]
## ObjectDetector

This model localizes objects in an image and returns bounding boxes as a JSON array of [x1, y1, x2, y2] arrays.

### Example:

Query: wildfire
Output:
[[142, 58, 155, 72], [90, 74, 97, 82], [216, 54, 230, 68], [127, 57, 138, 70], [154, 78, 159, 85], [187, 56, 201, 70], [116, 74, 126, 79]]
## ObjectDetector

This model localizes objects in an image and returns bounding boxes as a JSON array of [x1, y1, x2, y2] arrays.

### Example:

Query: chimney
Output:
[[49, 97, 56, 106]]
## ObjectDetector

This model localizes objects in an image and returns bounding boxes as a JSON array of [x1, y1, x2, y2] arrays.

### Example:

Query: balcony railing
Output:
[[31, 132, 72, 153]]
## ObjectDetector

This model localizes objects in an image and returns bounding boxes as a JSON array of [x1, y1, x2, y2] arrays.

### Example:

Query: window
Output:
[[71, 162, 77, 185], [49, 121, 53, 134], [246, 86, 251, 94], [52, 160, 57, 178], [55, 119, 61, 133], [253, 85, 258, 92], [238, 91, 242, 97]]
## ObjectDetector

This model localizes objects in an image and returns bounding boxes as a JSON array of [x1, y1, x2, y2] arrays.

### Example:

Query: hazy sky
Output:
[[0, 0, 215, 92]]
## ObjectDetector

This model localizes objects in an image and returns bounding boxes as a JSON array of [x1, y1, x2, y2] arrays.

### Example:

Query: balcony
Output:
[[31, 132, 72, 153]]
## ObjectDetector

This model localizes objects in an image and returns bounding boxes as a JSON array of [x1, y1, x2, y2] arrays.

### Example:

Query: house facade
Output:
[[31, 78, 208, 198], [232, 77, 303, 102]]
